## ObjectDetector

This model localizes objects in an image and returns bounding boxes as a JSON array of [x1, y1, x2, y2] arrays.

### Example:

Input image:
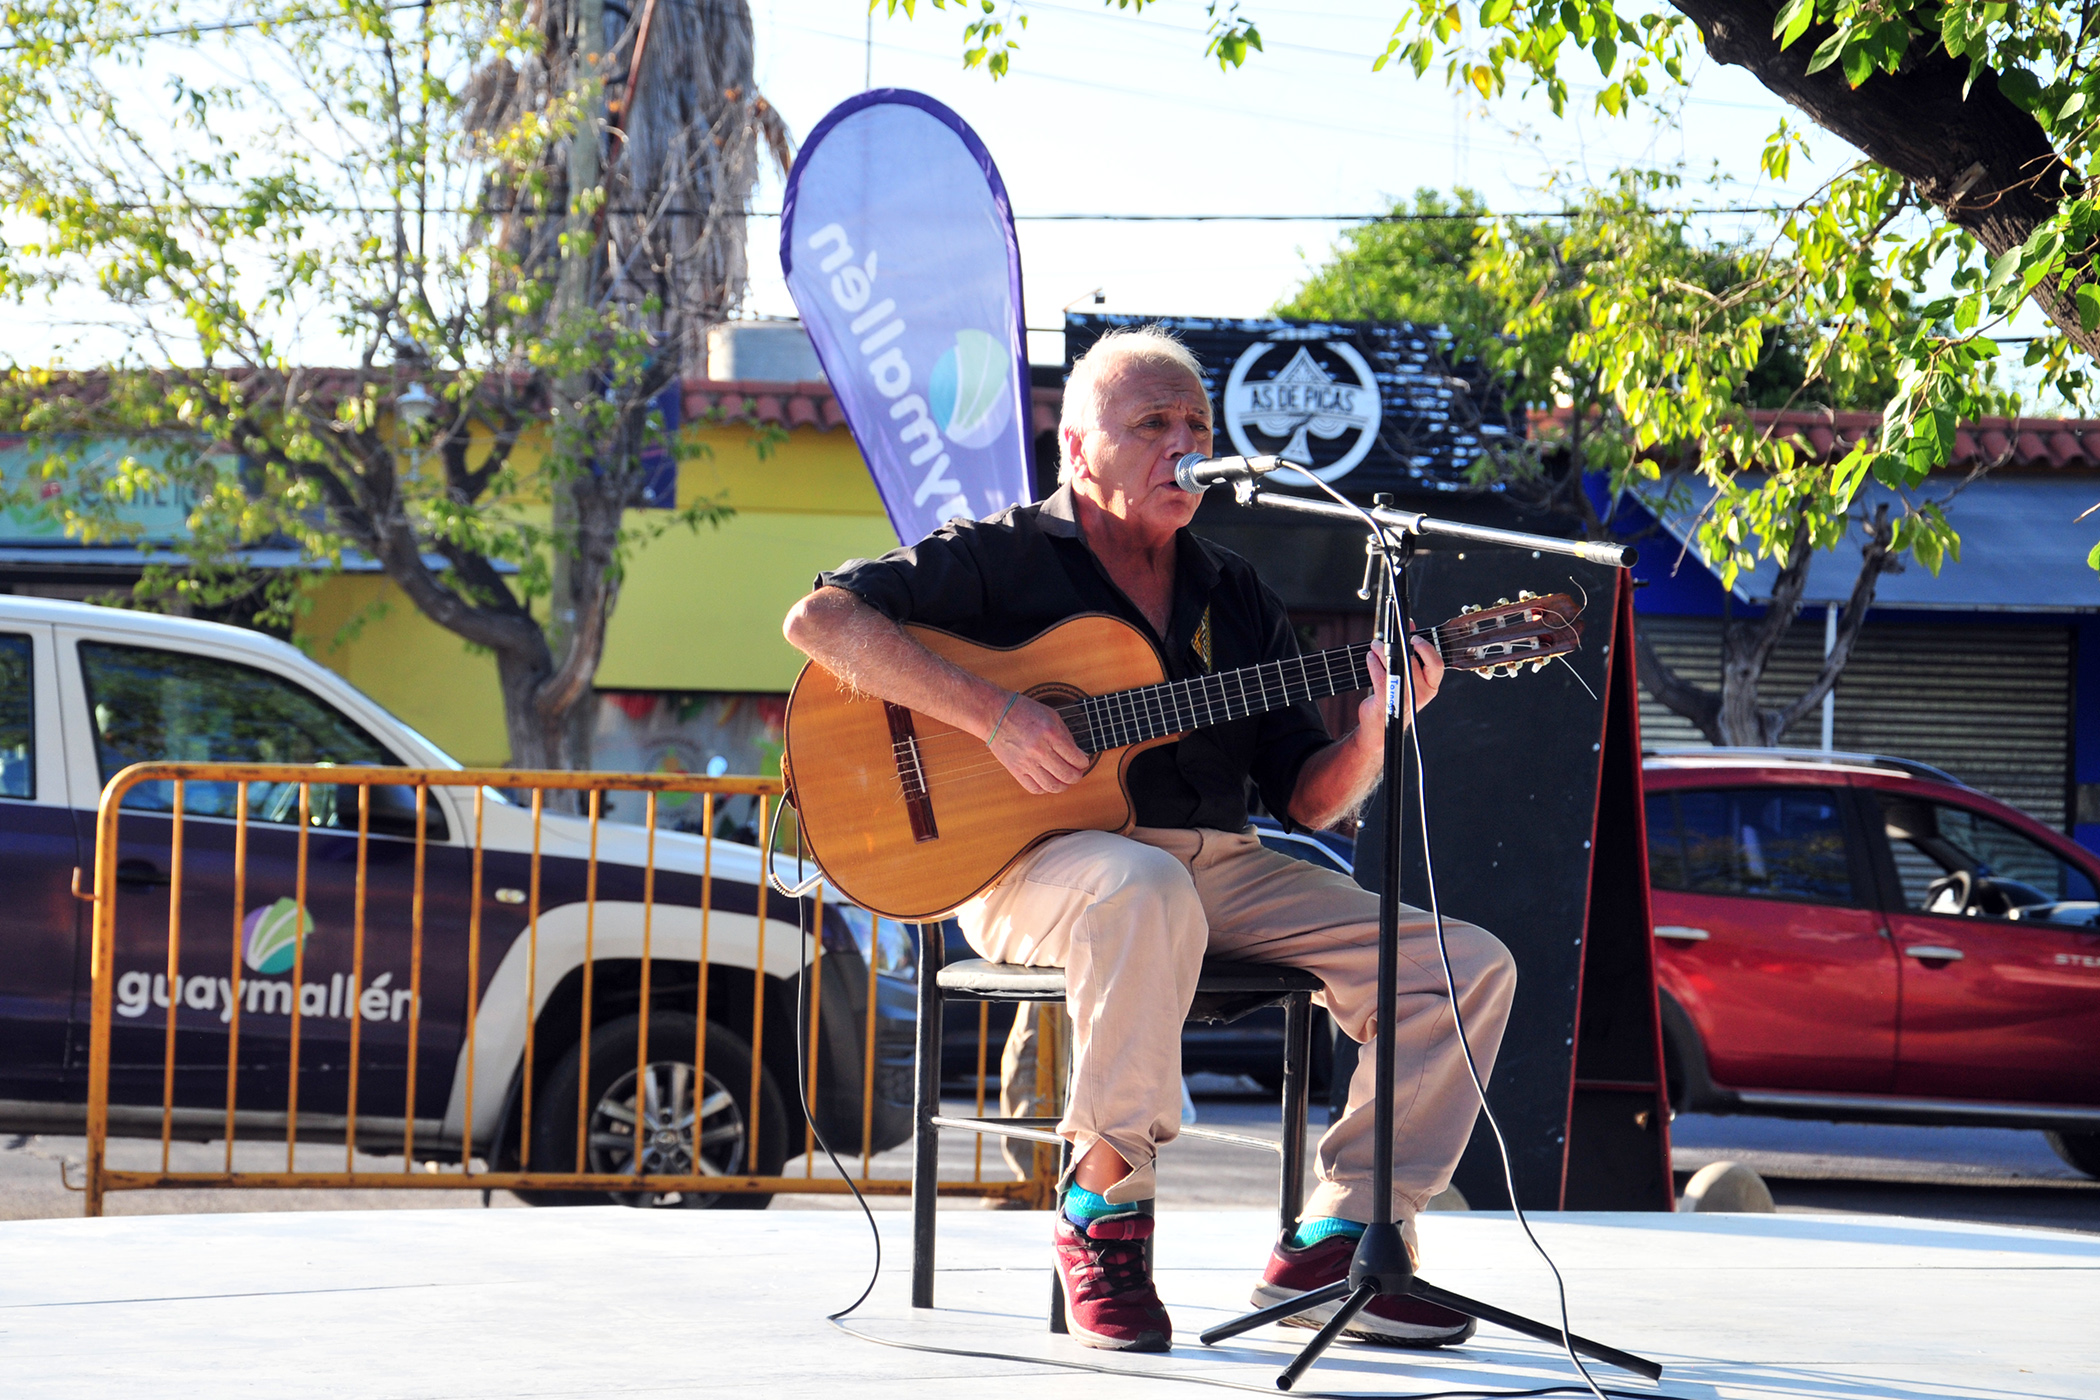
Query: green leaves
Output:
[[2079, 282, 2100, 333], [1997, 66, 2042, 111], [1805, 25, 1849, 74], [1772, 0, 1815, 47]]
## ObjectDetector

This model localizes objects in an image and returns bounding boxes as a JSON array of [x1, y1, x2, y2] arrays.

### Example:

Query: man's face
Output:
[[1065, 361, 1213, 538]]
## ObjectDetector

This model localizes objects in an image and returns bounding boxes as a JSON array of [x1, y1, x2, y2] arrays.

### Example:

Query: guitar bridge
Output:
[[884, 702, 939, 843]]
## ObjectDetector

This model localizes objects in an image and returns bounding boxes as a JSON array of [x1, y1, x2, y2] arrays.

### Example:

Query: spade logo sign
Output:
[[1222, 339, 1383, 484]]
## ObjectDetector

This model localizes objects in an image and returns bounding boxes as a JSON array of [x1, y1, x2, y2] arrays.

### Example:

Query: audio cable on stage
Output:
[[1314, 467, 1611, 1400]]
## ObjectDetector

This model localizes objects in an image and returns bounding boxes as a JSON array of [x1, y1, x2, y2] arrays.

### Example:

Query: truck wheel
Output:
[[2044, 1130, 2100, 1180], [526, 1012, 788, 1208]]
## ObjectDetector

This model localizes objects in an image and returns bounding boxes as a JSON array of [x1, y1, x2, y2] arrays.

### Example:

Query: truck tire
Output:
[[523, 1012, 788, 1209]]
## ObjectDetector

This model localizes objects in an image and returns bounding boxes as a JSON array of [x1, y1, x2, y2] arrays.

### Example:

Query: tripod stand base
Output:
[[1200, 1275, 1663, 1385]]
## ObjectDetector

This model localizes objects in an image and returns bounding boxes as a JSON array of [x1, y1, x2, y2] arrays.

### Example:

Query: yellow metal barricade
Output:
[[80, 762, 1050, 1215]]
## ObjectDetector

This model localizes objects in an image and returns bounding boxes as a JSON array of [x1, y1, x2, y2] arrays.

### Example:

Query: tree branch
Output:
[[1765, 503, 1899, 737], [1670, 0, 2100, 359], [1635, 617, 1724, 743]]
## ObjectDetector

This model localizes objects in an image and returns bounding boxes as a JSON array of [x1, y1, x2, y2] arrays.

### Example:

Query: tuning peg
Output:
[[1496, 597, 1510, 606], [1532, 659, 1548, 673], [1518, 590, 1536, 601], [1460, 603, 1480, 614]]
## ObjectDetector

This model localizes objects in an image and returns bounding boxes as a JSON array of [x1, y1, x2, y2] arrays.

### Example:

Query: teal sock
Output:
[[1063, 1185, 1140, 1228], [1290, 1216, 1366, 1249]]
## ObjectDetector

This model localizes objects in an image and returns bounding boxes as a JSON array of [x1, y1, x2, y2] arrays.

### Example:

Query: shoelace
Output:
[[1063, 1221, 1157, 1303]]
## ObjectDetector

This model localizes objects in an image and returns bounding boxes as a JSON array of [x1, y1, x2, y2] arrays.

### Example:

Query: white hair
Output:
[[1058, 325, 1206, 481]]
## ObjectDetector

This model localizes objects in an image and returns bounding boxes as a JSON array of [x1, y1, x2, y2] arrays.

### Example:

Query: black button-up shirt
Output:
[[815, 484, 1334, 832]]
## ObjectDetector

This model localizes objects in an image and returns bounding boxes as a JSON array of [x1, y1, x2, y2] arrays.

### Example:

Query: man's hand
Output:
[[1286, 635, 1445, 832], [1354, 635, 1445, 742], [988, 693, 1091, 795]]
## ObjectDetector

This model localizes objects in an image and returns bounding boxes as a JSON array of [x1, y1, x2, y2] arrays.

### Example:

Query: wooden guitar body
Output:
[[782, 614, 1172, 921], [782, 590, 1582, 922]]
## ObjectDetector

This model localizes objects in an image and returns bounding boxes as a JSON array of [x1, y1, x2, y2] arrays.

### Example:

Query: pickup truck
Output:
[[0, 596, 917, 1206]]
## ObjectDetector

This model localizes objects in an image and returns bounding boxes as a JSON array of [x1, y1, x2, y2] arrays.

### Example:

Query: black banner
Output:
[[1064, 313, 1522, 499]]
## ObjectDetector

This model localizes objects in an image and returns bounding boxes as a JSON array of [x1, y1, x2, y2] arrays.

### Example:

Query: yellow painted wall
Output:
[[299, 416, 900, 765], [300, 574, 513, 767], [597, 509, 897, 691]]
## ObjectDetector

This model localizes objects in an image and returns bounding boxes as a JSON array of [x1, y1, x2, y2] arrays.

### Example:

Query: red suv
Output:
[[1643, 748, 2100, 1179]]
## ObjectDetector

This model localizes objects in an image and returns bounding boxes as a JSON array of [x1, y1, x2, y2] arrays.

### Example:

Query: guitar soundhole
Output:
[[1028, 683, 1102, 772]]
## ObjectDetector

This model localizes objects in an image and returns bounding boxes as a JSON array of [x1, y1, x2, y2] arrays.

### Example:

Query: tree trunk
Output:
[[1636, 619, 1723, 743], [1670, 0, 2100, 361], [1637, 507, 1898, 746]]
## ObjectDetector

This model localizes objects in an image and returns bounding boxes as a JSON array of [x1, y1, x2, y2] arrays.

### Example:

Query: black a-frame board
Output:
[[1355, 561, 1672, 1211]]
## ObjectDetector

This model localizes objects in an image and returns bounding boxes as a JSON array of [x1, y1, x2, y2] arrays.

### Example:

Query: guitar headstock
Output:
[[1429, 591, 1584, 679]]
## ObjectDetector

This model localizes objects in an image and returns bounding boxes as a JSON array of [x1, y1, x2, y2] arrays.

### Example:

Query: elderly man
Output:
[[783, 326, 1515, 1353]]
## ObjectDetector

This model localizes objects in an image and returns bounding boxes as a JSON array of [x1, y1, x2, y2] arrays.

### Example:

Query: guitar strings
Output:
[[878, 620, 1574, 797], [880, 632, 1458, 768], [878, 601, 1579, 798], [885, 643, 1405, 795], [879, 601, 1573, 771], [876, 599, 1579, 782], [886, 646, 1390, 793]]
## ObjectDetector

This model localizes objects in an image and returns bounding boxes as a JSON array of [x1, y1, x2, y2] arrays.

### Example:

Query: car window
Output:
[[1644, 794, 1684, 891], [79, 641, 398, 827], [0, 633, 31, 799], [1647, 787, 1853, 904], [1877, 793, 2098, 927]]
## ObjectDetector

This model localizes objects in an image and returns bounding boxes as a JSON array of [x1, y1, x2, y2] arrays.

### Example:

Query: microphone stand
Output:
[[1195, 482, 1659, 1391]]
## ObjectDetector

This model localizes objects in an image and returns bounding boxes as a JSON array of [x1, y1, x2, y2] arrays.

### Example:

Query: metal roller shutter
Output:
[[1634, 614, 2073, 832]]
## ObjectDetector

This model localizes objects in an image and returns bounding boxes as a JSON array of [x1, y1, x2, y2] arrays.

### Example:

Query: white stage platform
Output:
[[2, 1206, 2092, 1398]]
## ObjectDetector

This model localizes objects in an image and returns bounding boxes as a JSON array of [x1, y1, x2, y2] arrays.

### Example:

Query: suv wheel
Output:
[[2044, 1130, 2100, 1180], [523, 1012, 788, 1208]]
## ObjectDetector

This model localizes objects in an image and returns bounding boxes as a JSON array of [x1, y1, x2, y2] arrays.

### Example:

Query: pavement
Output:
[[2, 1203, 2094, 1398]]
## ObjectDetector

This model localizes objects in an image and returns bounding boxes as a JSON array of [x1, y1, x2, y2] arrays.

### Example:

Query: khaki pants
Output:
[[957, 826, 1516, 1230]]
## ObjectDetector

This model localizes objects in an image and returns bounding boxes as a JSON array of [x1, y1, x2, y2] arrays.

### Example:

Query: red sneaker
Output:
[[1053, 1212, 1173, 1352], [1249, 1232, 1475, 1348]]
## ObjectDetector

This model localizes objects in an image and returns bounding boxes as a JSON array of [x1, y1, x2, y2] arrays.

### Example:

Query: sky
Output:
[[2, 0, 1955, 379], [739, 0, 1848, 366]]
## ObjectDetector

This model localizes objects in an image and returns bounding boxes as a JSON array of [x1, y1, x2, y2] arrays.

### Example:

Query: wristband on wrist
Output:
[[987, 690, 1022, 744]]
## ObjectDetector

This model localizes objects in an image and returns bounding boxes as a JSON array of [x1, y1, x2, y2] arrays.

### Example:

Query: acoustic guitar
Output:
[[782, 593, 1582, 921]]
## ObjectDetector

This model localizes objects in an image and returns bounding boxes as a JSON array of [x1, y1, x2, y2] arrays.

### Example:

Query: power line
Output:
[[0, 1, 446, 54], [39, 200, 1797, 221]]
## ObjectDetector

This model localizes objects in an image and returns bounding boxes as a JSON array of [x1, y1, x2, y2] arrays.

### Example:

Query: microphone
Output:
[[1174, 452, 1288, 493]]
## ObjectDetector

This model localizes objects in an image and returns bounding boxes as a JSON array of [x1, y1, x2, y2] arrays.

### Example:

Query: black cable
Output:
[[1393, 567, 1609, 1400], [774, 532, 1663, 1396], [1278, 464, 1610, 1400], [829, 1315, 1690, 1400], [0, 1, 449, 52], [783, 833, 882, 1322]]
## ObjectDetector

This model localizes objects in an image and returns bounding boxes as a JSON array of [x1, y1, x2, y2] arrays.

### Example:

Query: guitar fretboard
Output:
[[1068, 642, 1376, 754]]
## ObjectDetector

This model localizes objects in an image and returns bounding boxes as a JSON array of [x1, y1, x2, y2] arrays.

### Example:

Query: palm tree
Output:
[[465, 0, 793, 767]]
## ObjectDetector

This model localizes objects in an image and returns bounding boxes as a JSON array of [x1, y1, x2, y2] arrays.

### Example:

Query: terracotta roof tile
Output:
[[680, 377, 1068, 441], [1543, 406, 2100, 474], [680, 380, 840, 431], [685, 383, 2100, 475]]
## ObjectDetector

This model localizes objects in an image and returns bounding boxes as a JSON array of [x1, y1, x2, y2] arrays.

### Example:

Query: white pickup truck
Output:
[[0, 596, 917, 1206]]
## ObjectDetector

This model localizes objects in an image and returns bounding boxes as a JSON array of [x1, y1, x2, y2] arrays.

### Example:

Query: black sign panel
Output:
[[1064, 314, 1522, 499]]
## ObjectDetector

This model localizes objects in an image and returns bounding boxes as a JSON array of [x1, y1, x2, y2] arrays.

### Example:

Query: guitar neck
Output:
[[1070, 641, 1377, 754]]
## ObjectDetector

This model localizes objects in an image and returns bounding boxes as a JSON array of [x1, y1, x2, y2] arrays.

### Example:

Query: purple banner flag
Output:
[[780, 90, 1033, 544]]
